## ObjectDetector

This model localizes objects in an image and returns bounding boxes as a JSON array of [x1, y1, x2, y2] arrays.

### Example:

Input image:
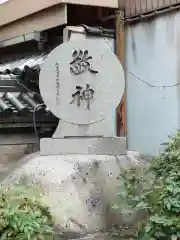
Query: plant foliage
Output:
[[0, 184, 58, 240], [114, 131, 180, 239]]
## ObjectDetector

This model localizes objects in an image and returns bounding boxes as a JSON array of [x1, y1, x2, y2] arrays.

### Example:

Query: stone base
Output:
[[1, 151, 151, 236], [72, 232, 135, 240], [40, 137, 126, 156], [1, 153, 141, 234]]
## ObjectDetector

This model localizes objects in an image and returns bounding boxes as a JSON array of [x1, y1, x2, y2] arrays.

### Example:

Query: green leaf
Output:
[[136, 201, 149, 209], [0, 184, 57, 239], [112, 204, 119, 210], [144, 223, 152, 233], [112, 131, 180, 239]]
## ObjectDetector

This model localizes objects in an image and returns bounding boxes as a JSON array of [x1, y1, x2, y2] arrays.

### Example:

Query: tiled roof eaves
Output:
[[0, 53, 48, 117], [0, 91, 45, 117]]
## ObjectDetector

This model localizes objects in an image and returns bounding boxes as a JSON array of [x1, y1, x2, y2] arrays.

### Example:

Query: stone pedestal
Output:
[[40, 137, 126, 156]]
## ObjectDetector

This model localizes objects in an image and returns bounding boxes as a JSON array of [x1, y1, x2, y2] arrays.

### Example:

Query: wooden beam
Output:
[[115, 3, 126, 137]]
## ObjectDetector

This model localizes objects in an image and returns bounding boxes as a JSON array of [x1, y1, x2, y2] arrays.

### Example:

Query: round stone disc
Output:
[[39, 39, 125, 125]]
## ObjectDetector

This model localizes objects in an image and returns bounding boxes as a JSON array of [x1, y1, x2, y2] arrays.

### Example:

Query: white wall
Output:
[[126, 11, 180, 155]]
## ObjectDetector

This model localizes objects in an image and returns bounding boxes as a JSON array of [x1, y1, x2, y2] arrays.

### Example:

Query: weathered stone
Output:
[[71, 232, 135, 240], [72, 233, 116, 240], [1, 151, 151, 236]]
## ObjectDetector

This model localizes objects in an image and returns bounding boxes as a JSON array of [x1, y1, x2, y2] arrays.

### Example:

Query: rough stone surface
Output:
[[73, 233, 135, 240], [73, 233, 118, 240], [1, 151, 151, 236]]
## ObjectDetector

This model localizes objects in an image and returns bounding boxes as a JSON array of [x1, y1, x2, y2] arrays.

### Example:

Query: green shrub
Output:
[[0, 184, 59, 240], [114, 131, 180, 239]]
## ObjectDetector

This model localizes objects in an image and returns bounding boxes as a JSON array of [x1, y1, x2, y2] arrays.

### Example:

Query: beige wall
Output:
[[63, 0, 118, 8], [0, 133, 39, 182], [0, 4, 67, 42], [0, 0, 118, 28]]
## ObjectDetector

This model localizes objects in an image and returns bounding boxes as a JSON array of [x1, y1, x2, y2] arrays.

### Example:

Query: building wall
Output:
[[0, 5, 67, 42], [0, 145, 34, 165], [0, 0, 118, 28], [126, 10, 180, 155], [0, 143, 38, 181]]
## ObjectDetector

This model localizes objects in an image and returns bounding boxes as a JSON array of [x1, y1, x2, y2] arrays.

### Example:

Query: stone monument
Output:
[[2, 40, 141, 238], [39, 39, 126, 155]]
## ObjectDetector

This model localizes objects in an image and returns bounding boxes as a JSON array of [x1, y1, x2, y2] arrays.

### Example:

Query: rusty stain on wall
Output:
[[125, 0, 180, 18]]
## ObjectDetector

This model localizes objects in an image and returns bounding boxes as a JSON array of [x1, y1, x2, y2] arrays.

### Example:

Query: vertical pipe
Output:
[[115, 1, 126, 137]]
